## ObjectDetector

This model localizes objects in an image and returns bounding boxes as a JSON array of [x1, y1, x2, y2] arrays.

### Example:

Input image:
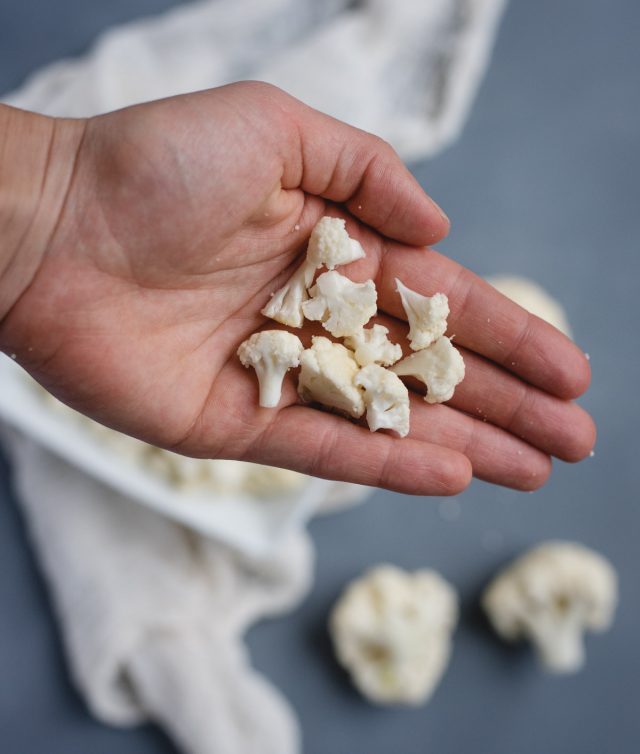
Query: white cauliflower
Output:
[[482, 541, 618, 674], [396, 278, 449, 350], [390, 336, 465, 404], [486, 275, 572, 337], [306, 216, 365, 270], [355, 364, 410, 437], [260, 259, 315, 328], [330, 564, 458, 706], [298, 336, 365, 418], [344, 324, 402, 367], [261, 216, 366, 328], [302, 270, 377, 338], [237, 330, 304, 407]]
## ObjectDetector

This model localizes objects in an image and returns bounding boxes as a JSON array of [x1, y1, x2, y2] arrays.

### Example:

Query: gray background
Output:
[[1, 0, 638, 752]]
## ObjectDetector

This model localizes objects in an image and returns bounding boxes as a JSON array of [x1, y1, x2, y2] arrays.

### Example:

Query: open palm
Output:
[[5, 82, 594, 495]]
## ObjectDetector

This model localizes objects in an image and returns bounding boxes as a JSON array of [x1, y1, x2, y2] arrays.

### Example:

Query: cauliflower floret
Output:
[[355, 364, 410, 437], [486, 275, 572, 337], [330, 564, 458, 706], [302, 270, 377, 337], [396, 278, 449, 350], [306, 216, 365, 270], [297, 336, 365, 418], [344, 324, 402, 367], [261, 216, 366, 328], [390, 336, 465, 404], [260, 260, 315, 328], [237, 330, 304, 407], [482, 541, 618, 674]]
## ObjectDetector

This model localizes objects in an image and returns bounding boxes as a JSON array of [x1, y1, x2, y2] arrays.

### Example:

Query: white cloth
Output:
[[1, 1, 506, 752], [5, 0, 506, 161], [4, 429, 308, 753]]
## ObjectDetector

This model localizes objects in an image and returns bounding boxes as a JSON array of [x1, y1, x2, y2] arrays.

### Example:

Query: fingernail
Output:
[[432, 199, 450, 227]]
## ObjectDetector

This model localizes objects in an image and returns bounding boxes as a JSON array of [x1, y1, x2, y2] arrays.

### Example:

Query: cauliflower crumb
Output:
[[302, 270, 377, 338], [330, 564, 458, 705], [396, 278, 449, 350], [298, 336, 365, 418]]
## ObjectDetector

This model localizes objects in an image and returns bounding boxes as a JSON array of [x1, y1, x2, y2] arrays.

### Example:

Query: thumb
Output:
[[255, 82, 450, 246]]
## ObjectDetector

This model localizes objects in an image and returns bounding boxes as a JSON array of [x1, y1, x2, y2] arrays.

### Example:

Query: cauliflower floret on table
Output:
[[344, 324, 402, 367], [330, 564, 458, 706], [298, 336, 364, 418], [237, 330, 304, 407], [390, 336, 465, 404], [302, 270, 377, 338], [482, 541, 618, 673], [355, 364, 410, 437], [486, 275, 572, 337], [396, 278, 449, 351]]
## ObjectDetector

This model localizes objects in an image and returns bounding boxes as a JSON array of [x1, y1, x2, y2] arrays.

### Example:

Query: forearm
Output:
[[0, 104, 85, 331]]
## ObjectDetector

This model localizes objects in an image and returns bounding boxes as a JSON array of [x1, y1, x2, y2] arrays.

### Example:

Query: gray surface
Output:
[[1, 0, 639, 752]]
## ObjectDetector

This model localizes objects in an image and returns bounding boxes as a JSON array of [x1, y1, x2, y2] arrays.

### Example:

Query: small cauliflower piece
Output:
[[355, 364, 410, 437], [482, 541, 618, 674], [261, 216, 365, 328], [237, 330, 304, 408], [344, 324, 402, 367], [260, 260, 315, 328], [396, 278, 449, 350], [302, 270, 377, 338], [390, 336, 465, 404], [330, 564, 458, 706], [298, 336, 365, 418], [306, 216, 365, 270], [486, 275, 572, 337]]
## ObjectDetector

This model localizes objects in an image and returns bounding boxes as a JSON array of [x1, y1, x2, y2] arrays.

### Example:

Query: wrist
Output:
[[0, 104, 86, 327]]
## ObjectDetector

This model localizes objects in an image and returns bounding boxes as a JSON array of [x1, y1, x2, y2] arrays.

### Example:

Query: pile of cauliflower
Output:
[[37, 388, 306, 497], [237, 216, 466, 436]]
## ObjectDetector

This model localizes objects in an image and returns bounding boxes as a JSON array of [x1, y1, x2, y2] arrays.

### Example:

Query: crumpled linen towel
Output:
[[6, 0, 506, 161], [1, 0, 507, 751], [3, 429, 309, 754]]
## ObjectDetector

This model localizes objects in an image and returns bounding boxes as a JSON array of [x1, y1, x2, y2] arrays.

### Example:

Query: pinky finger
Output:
[[244, 405, 472, 496]]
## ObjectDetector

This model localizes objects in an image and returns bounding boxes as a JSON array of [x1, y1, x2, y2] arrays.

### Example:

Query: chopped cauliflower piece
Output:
[[306, 216, 365, 270], [355, 364, 410, 437], [344, 324, 402, 367], [260, 259, 315, 328], [302, 270, 377, 337], [396, 278, 449, 350], [298, 336, 365, 418], [261, 216, 365, 328], [237, 330, 303, 407], [330, 564, 458, 706], [483, 541, 618, 674], [391, 336, 465, 404], [486, 275, 572, 337]]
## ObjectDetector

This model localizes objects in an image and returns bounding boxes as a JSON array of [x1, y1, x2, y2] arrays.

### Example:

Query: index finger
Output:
[[376, 245, 591, 400]]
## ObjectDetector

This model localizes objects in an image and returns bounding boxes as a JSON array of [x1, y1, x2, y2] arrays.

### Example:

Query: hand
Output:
[[0, 82, 594, 495]]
